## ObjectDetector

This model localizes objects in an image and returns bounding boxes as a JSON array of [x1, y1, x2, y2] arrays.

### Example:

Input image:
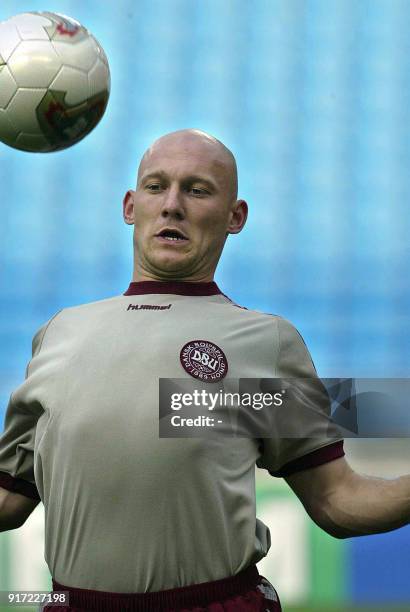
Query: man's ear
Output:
[[123, 190, 135, 225], [227, 199, 248, 235]]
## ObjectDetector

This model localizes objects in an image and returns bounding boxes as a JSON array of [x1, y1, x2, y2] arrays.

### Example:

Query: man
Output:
[[0, 129, 409, 612]]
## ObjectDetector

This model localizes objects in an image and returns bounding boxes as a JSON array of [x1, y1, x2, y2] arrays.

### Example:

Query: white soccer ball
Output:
[[0, 12, 110, 152]]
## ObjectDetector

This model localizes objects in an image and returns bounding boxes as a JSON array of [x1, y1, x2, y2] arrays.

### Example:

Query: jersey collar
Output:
[[124, 280, 222, 296]]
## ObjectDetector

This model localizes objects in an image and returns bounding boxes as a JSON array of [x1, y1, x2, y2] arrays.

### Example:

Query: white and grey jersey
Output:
[[0, 280, 343, 592]]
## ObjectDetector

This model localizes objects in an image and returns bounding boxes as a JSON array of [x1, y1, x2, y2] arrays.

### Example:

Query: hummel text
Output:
[[127, 304, 172, 311]]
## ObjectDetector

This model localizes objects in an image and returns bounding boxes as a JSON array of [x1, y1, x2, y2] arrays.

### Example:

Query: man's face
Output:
[[124, 134, 246, 281]]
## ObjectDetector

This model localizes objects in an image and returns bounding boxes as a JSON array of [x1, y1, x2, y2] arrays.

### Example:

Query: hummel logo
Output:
[[127, 303, 172, 311]]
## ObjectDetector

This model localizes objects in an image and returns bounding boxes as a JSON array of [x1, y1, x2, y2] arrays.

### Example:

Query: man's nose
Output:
[[161, 185, 185, 219]]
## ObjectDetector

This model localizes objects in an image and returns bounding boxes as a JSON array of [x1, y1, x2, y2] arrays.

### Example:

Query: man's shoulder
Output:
[[62, 293, 125, 314], [218, 296, 306, 344], [35, 294, 126, 333], [50, 294, 123, 320], [218, 293, 284, 322]]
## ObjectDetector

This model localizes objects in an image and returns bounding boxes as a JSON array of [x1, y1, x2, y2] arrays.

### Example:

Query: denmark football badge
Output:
[[180, 340, 228, 382]]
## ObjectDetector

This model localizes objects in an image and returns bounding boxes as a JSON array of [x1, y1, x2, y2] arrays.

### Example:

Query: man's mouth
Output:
[[155, 228, 188, 242]]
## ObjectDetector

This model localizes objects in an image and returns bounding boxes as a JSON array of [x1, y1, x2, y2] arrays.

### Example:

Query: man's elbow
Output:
[[317, 522, 352, 539], [0, 514, 27, 532], [0, 487, 39, 532], [306, 500, 356, 539]]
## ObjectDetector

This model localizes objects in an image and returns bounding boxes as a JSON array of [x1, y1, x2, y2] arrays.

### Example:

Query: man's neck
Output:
[[131, 272, 215, 283]]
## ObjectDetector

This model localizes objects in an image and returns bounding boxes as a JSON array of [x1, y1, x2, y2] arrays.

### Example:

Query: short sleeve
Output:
[[256, 316, 344, 477], [0, 313, 60, 500]]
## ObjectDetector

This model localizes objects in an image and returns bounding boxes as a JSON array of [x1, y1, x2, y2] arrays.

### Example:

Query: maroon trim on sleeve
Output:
[[124, 280, 222, 296], [0, 471, 41, 501], [271, 440, 345, 478]]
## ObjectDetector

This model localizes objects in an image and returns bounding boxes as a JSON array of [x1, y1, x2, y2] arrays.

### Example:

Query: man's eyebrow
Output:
[[139, 170, 167, 185], [139, 171, 218, 191], [184, 175, 218, 191]]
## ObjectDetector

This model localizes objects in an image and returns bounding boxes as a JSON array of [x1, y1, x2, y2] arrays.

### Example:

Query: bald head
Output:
[[137, 129, 238, 201], [124, 128, 248, 282]]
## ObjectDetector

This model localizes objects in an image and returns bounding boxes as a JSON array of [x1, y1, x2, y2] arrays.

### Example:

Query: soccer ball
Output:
[[0, 12, 110, 153]]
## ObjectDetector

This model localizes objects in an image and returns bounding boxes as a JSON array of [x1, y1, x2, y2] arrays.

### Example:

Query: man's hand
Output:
[[285, 456, 410, 538], [0, 486, 39, 532]]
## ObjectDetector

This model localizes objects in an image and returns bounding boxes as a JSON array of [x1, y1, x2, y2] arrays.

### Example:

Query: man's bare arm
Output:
[[285, 456, 410, 538], [0, 486, 40, 532]]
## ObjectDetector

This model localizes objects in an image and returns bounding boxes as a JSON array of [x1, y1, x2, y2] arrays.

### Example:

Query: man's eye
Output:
[[146, 184, 162, 191], [190, 187, 208, 196]]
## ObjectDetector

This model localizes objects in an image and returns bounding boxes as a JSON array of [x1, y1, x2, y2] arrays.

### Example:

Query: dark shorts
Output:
[[41, 565, 281, 612]]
